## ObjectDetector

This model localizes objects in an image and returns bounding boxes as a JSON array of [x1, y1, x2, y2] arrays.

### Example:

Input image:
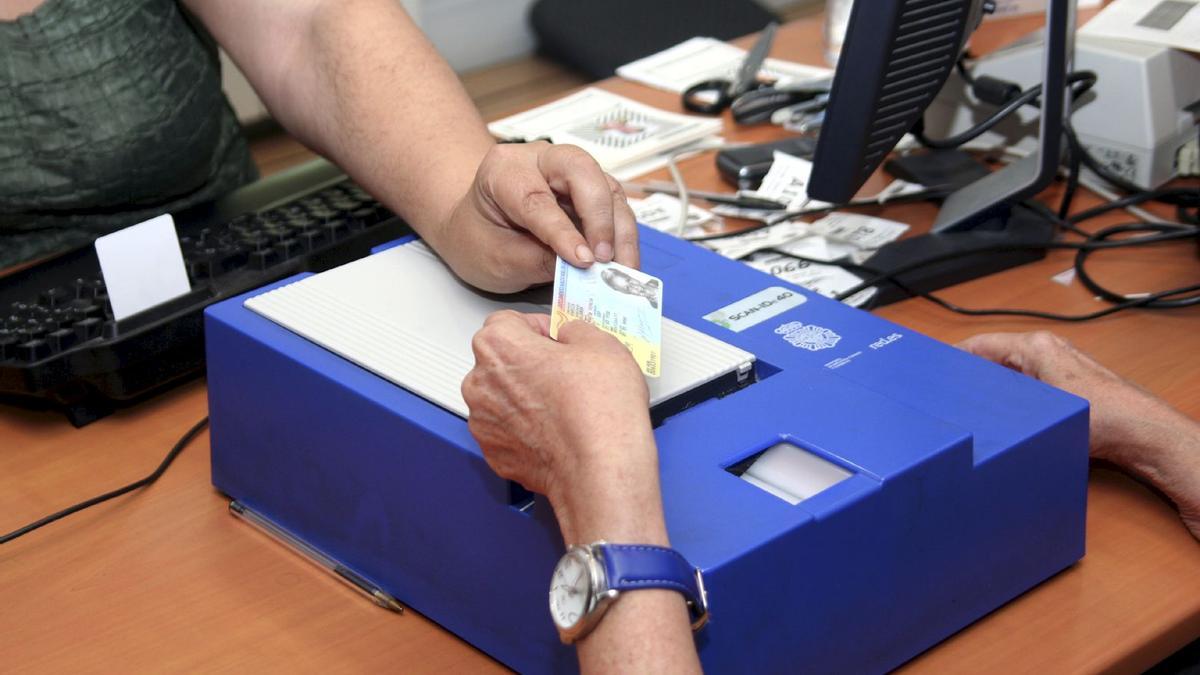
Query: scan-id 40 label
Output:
[[703, 286, 806, 333]]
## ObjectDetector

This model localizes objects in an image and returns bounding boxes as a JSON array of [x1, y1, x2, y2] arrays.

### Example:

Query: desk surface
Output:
[[3, 13, 1199, 675]]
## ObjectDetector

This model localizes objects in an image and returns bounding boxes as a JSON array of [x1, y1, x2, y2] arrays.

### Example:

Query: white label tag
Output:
[[628, 193, 721, 238], [751, 151, 832, 211], [809, 213, 909, 249], [94, 214, 191, 322], [703, 286, 807, 333]]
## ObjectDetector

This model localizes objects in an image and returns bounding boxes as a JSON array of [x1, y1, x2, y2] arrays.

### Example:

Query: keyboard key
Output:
[[274, 238, 302, 260], [322, 221, 349, 241], [299, 230, 327, 251], [16, 339, 51, 362], [0, 334, 17, 360], [39, 287, 70, 308], [74, 318, 102, 342], [18, 322, 48, 342], [49, 308, 75, 329], [74, 279, 103, 300], [47, 328, 77, 352], [351, 207, 381, 226], [188, 255, 215, 280], [249, 249, 278, 270], [215, 247, 248, 273]]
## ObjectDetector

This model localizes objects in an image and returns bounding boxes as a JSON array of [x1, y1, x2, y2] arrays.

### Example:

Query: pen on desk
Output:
[[624, 181, 787, 211], [229, 500, 404, 613]]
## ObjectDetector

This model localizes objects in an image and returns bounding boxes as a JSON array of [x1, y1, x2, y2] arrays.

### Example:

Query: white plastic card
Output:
[[94, 214, 191, 322]]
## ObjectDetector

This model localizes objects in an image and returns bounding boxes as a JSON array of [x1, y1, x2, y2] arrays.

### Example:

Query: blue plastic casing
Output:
[[206, 227, 1088, 673]]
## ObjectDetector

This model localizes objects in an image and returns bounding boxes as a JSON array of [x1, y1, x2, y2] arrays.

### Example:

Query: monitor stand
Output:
[[932, 0, 1074, 233], [863, 201, 1056, 307], [864, 0, 1073, 307]]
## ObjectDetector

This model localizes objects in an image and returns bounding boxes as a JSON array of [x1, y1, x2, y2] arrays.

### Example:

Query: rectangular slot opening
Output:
[[651, 358, 781, 427], [508, 482, 536, 515], [726, 441, 852, 505]]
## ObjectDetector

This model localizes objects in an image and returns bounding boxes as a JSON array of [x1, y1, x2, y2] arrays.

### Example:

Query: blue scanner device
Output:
[[206, 227, 1088, 673]]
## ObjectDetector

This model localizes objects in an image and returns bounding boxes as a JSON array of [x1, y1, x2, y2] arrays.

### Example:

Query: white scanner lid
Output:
[[245, 240, 755, 419]]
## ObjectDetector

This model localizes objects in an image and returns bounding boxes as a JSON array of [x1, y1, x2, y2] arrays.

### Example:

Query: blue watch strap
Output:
[[596, 543, 709, 629]]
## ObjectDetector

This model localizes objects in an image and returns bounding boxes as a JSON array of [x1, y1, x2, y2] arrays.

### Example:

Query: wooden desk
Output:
[[3, 13, 1198, 675]]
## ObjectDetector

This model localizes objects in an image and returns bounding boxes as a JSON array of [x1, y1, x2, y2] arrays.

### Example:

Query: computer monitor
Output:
[[808, 0, 1074, 234]]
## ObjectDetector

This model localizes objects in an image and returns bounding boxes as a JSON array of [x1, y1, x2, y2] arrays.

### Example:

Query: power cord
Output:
[[0, 417, 210, 545], [819, 219, 1200, 318]]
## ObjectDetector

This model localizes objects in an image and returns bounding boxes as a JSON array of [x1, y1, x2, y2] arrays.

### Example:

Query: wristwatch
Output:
[[548, 541, 709, 644]]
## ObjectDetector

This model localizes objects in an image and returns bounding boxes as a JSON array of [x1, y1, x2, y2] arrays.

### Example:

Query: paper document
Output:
[[94, 214, 191, 322], [748, 151, 832, 211], [628, 193, 722, 238], [617, 37, 833, 94], [989, 0, 1101, 18], [809, 213, 909, 250], [487, 88, 723, 173], [744, 252, 876, 308], [1081, 0, 1200, 53], [700, 221, 813, 260]]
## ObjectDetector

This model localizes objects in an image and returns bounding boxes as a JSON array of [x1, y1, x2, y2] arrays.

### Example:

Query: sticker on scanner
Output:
[[704, 287, 806, 333], [551, 257, 663, 378]]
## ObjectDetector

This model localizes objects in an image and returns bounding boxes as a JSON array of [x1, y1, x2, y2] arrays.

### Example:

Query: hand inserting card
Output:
[[550, 257, 664, 378]]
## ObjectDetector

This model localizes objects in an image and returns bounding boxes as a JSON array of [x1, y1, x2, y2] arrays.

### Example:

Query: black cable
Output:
[[1075, 222, 1200, 310], [1058, 122, 1083, 221], [1066, 186, 1200, 224], [912, 71, 1097, 151], [833, 227, 1198, 299], [0, 417, 210, 545], [955, 53, 977, 87], [912, 86, 1041, 150], [763, 221, 1200, 321]]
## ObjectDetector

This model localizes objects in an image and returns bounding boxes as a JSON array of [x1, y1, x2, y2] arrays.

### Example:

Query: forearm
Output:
[[290, 0, 492, 244], [550, 433, 703, 675], [196, 0, 493, 246]]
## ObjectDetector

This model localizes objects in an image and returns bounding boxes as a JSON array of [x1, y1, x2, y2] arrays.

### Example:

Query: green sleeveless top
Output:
[[0, 0, 258, 270]]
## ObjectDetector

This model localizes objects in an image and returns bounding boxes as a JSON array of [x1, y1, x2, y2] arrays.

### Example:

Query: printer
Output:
[[206, 227, 1088, 673]]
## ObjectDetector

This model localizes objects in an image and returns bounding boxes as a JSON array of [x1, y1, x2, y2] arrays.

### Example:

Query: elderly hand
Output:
[[431, 142, 640, 294], [959, 331, 1200, 540], [461, 311, 668, 545]]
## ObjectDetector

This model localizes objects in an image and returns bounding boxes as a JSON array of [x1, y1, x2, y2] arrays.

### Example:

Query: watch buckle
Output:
[[689, 568, 710, 631]]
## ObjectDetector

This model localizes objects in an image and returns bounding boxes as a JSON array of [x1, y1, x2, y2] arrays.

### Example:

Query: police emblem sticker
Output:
[[775, 321, 841, 351]]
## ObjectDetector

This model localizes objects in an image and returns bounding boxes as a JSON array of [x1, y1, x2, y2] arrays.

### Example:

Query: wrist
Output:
[[1106, 410, 1200, 499], [549, 431, 669, 547]]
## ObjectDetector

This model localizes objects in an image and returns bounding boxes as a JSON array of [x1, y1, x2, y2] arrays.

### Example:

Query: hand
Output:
[[959, 331, 1200, 539], [461, 311, 667, 545], [432, 143, 640, 294]]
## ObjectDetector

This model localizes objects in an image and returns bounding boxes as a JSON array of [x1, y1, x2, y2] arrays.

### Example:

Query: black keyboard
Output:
[[0, 159, 410, 426]]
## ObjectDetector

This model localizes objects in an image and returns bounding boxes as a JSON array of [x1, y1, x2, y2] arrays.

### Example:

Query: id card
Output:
[[550, 257, 663, 378]]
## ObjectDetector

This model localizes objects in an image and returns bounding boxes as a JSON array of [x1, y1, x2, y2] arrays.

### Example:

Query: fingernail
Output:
[[576, 244, 594, 264], [594, 242, 613, 262]]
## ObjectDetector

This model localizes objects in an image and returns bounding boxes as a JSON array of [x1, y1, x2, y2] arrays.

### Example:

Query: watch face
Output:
[[549, 549, 592, 629]]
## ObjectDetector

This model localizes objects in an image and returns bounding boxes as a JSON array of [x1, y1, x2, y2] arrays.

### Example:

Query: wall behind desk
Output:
[[220, 0, 815, 125]]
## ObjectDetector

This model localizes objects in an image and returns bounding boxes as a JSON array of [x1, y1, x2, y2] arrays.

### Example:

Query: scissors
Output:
[[682, 22, 779, 116]]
